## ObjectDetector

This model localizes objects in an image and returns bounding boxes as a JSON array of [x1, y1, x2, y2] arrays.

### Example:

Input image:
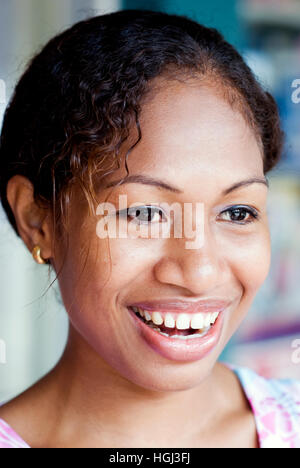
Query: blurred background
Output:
[[0, 0, 300, 402]]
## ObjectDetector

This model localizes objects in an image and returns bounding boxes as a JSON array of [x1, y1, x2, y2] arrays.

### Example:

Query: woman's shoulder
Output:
[[0, 368, 58, 448], [228, 363, 300, 448], [0, 404, 30, 448]]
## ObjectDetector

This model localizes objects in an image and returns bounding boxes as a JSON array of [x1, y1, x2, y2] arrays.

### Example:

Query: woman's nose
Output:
[[153, 233, 225, 295]]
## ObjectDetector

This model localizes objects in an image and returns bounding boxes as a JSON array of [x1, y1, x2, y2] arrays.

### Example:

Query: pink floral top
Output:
[[232, 366, 300, 448], [0, 365, 299, 448]]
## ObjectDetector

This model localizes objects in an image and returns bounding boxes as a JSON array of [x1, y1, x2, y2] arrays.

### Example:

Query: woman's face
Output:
[[54, 80, 270, 391]]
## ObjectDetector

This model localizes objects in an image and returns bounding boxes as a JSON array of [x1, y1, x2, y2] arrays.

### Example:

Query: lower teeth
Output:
[[156, 327, 211, 339]]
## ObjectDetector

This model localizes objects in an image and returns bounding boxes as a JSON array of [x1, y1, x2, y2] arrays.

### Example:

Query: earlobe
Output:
[[6, 175, 53, 262]]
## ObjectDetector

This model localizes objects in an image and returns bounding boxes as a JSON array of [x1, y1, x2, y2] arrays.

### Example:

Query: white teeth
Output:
[[211, 312, 219, 324], [157, 331, 169, 337], [170, 326, 211, 340], [176, 314, 191, 330], [164, 313, 175, 329], [151, 312, 164, 326], [132, 307, 220, 331], [204, 314, 212, 328], [144, 310, 152, 321], [190, 314, 204, 330]]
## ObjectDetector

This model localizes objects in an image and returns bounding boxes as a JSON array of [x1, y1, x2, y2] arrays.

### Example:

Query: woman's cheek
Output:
[[223, 224, 271, 299]]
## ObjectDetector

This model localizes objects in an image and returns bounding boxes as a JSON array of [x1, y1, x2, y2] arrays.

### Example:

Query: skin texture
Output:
[[0, 80, 271, 448]]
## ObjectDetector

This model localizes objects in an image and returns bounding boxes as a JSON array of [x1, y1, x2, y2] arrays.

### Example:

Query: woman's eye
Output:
[[117, 206, 167, 225], [218, 206, 259, 224]]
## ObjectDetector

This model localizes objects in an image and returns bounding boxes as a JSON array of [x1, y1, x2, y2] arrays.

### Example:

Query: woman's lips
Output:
[[129, 299, 231, 314], [126, 302, 228, 363]]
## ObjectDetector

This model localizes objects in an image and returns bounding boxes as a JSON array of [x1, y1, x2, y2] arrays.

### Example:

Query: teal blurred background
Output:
[[1, 0, 300, 402]]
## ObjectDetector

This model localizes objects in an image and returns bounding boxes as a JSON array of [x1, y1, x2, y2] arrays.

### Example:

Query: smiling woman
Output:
[[0, 9, 299, 449]]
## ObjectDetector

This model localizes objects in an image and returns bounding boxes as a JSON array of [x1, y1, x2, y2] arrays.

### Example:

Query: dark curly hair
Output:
[[0, 9, 284, 246]]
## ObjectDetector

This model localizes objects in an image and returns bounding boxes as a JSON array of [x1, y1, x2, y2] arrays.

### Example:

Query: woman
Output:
[[0, 10, 299, 448]]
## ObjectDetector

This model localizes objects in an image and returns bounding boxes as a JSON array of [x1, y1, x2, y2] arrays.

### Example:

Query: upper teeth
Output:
[[132, 307, 220, 330]]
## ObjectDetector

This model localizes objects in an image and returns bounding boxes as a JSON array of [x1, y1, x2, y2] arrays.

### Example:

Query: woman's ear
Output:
[[6, 175, 53, 262]]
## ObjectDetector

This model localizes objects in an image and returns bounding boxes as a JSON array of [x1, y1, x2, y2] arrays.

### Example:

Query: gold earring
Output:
[[32, 245, 47, 265]]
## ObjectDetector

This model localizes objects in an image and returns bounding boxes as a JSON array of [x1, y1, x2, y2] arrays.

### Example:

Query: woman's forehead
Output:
[[125, 82, 264, 178]]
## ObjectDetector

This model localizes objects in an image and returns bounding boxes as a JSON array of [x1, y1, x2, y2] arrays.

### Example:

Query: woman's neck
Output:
[[35, 325, 248, 447]]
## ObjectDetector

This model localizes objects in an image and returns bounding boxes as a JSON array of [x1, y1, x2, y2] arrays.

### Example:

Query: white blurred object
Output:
[[238, 0, 300, 29], [92, 0, 120, 14], [243, 49, 277, 91]]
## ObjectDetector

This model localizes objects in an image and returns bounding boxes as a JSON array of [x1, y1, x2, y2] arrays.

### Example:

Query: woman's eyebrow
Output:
[[222, 177, 269, 195], [103, 174, 183, 193], [103, 174, 269, 194]]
